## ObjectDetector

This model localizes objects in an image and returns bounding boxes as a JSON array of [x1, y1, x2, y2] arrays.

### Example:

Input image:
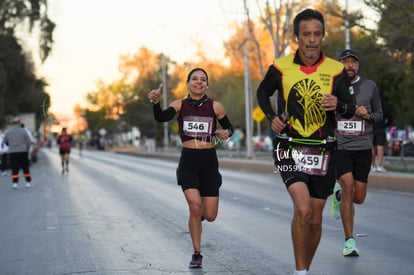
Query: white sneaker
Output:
[[376, 166, 387, 173], [25, 182, 32, 188], [12, 183, 18, 189], [1, 171, 7, 177]]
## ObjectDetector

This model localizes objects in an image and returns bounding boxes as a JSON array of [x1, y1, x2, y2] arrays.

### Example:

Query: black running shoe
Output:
[[189, 253, 202, 268]]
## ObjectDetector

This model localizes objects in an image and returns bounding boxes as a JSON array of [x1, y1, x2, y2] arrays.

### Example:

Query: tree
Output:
[[0, 0, 55, 63], [363, 0, 414, 126], [0, 0, 55, 128], [364, 0, 414, 57]]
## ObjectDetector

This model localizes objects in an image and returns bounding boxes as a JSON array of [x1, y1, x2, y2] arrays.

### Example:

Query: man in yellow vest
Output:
[[256, 9, 355, 275]]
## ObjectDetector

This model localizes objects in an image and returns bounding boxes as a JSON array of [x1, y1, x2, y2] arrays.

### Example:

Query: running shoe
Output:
[[331, 183, 341, 220], [12, 183, 18, 189], [376, 166, 387, 173], [1, 171, 7, 177], [189, 253, 203, 268], [25, 182, 32, 188], [343, 238, 359, 256], [293, 270, 308, 275]]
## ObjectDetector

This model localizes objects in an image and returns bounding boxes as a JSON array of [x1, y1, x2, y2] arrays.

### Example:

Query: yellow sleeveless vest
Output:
[[274, 54, 344, 137]]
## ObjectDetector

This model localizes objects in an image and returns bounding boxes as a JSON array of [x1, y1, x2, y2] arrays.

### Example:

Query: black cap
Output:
[[338, 49, 359, 61]]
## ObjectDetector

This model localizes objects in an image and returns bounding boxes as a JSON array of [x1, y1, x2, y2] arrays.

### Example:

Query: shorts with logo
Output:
[[176, 147, 222, 196], [272, 139, 336, 199], [336, 149, 372, 183]]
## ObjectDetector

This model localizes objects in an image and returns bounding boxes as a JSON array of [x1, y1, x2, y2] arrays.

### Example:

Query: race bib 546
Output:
[[183, 116, 213, 137]]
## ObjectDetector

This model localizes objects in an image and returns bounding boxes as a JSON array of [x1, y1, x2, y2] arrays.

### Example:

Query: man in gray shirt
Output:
[[3, 116, 32, 189], [331, 49, 383, 257]]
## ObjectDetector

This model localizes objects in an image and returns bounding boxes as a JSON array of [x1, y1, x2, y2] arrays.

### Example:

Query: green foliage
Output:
[[0, 0, 55, 129], [214, 74, 247, 128], [0, 0, 55, 63], [361, 0, 414, 126], [84, 108, 111, 135], [0, 34, 49, 129], [123, 99, 161, 139], [364, 0, 414, 56], [82, 0, 414, 142]]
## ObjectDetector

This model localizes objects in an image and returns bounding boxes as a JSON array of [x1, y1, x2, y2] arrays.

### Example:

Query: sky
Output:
[[34, 0, 370, 118], [36, 0, 254, 117]]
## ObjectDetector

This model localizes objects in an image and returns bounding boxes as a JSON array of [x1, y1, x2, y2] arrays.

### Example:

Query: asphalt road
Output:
[[0, 147, 413, 275]]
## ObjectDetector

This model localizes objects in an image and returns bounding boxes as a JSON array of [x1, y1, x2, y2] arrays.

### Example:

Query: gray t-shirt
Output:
[[4, 124, 31, 153], [336, 76, 383, 150]]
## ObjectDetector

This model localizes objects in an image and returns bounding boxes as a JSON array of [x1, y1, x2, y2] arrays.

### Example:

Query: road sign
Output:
[[252, 106, 265, 123]]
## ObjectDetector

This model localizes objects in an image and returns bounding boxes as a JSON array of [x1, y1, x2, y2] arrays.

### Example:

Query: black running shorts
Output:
[[335, 149, 372, 183], [373, 129, 387, 146], [176, 147, 222, 196], [273, 149, 336, 199], [59, 148, 71, 155]]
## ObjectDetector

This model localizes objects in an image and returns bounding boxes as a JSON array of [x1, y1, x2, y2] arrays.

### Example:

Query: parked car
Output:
[[387, 139, 414, 157], [252, 135, 273, 152]]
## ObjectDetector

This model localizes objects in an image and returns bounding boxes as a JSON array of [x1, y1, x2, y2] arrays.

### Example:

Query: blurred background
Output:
[[1, 0, 413, 159]]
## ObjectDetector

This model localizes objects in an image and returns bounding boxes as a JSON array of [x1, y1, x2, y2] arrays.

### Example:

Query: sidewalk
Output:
[[114, 147, 414, 194]]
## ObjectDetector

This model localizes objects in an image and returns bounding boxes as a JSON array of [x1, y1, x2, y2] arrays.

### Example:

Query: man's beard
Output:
[[347, 70, 356, 79], [304, 52, 317, 59]]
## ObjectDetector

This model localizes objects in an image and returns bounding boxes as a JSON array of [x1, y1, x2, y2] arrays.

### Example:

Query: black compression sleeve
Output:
[[153, 103, 176, 122], [336, 101, 356, 118], [218, 115, 234, 137]]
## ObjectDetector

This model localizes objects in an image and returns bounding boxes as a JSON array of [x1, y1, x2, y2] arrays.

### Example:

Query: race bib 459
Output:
[[292, 147, 330, 176]]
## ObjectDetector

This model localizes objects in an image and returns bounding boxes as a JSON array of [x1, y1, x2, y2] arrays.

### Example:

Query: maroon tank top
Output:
[[178, 98, 217, 143]]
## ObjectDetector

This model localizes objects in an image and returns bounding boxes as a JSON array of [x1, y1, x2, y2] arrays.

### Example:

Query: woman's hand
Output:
[[215, 129, 231, 140], [147, 83, 163, 104]]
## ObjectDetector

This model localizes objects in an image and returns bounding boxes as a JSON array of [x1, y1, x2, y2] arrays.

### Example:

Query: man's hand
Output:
[[355, 105, 371, 120], [271, 116, 286, 133], [320, 94, 338, 111]]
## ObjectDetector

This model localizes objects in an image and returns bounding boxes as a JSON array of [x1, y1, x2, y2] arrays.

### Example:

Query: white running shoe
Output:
[[376, 166, 387, 173], [12, 183, 18, 189], [1, 171, 7, 177], [25, 182, 32, 188]]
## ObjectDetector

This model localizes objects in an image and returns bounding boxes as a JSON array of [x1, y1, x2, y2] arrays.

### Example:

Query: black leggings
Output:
[[9, 152, 31, 183]]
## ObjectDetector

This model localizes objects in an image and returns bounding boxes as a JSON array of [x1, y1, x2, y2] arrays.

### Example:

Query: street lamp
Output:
[[345, 0, 351, 49], [161, 54, 169, 149]]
